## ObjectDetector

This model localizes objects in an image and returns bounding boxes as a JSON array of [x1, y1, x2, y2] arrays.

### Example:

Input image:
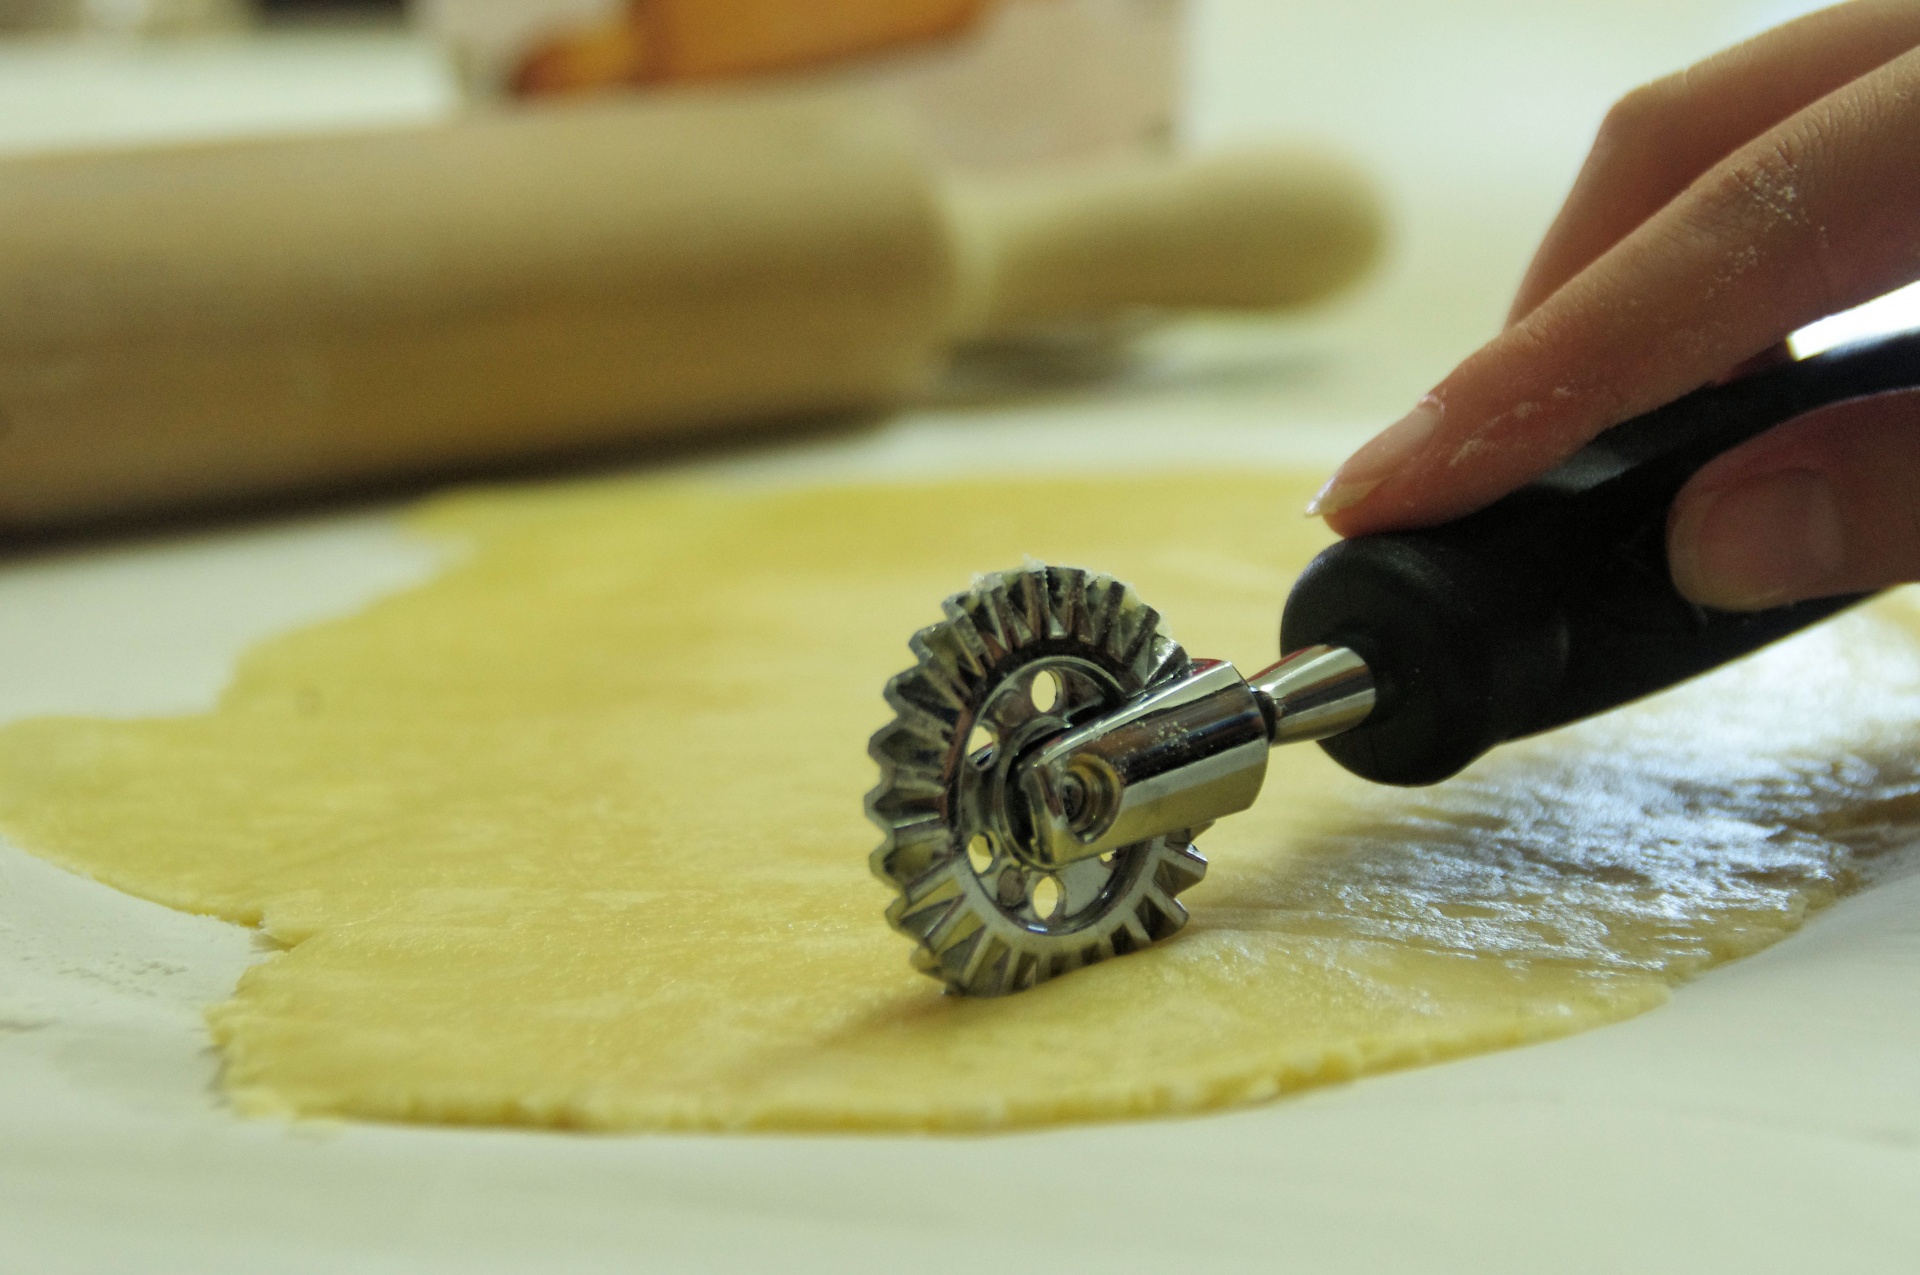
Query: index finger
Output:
[[1509, 0, 1920, 323], [1316, 46, 1920, 538]]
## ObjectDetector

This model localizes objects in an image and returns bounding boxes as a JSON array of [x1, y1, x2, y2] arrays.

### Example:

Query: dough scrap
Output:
[[3, 471, 1919, 1132]]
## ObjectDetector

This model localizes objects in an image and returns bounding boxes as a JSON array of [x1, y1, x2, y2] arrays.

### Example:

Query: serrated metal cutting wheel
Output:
[[866, 563, 1209, 996]]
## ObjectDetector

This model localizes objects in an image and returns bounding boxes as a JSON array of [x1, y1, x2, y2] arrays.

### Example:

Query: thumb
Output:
[[1667, 389, 1920, 609]]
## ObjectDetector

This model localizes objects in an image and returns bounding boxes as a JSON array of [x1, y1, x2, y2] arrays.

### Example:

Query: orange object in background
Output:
[[513, 0, 990, 95]]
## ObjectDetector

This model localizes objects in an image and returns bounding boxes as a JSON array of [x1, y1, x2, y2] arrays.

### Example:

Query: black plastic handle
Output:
[[1279, 328, 1920, 786]]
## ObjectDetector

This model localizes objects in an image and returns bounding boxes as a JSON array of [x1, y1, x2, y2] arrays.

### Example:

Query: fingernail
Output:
[[1307, 397, 1443, 518], [1669, 469, 1845, 609]]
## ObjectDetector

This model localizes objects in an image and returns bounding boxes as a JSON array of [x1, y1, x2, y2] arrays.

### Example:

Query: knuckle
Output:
[[1671, 118, 1846, 312], [1706, 136, 1814, 226], [1594, 81, 1675, 155], [1579, 74, 1713, 204]]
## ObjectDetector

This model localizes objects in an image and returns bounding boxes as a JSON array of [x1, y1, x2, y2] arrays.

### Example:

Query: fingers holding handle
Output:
[[1316, 40, 1920, 554], [1509, 0, 1920, 322]]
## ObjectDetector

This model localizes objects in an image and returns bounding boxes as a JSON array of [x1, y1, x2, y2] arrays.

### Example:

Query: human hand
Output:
[[1309, 0, 1920, 611]]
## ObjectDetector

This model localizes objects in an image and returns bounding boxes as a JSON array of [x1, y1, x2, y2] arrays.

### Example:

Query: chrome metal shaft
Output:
[[1012, 645, 1375, 869], [1248, 644, 1376, 744]]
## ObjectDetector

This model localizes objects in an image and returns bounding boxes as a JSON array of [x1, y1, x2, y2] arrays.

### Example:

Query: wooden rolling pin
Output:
[[0, 92, 1382, 530]]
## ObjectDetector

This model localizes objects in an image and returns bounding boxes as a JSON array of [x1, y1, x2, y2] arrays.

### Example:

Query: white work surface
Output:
[[8, 3, 1920, 1271]]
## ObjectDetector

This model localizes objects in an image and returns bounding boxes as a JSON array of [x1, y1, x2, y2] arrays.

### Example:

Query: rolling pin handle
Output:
[[944, 147, 1383, 340]]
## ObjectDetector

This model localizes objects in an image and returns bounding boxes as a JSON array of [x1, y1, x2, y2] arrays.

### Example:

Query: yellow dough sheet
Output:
[[2, 471, 1919, 1133]]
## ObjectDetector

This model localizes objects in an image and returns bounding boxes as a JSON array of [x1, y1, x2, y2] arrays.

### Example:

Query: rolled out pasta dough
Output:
[[2, 471, 1918, 1132]]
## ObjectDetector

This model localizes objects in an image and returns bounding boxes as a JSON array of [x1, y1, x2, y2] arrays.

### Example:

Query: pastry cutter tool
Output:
[[867, 328, 1920, 995]]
